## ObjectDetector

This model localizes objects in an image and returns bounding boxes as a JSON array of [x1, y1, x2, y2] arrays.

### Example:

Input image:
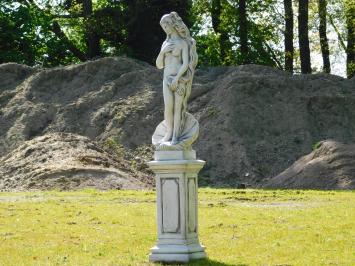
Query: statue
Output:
[[152, 12, 199, 151], [148, 13, 206, 263]]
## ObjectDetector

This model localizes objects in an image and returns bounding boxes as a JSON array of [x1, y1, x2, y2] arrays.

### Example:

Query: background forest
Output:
[[0, 0, 354, 78]]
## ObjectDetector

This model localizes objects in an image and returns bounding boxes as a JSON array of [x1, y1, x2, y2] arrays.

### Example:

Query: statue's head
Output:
[[160, 14, 174, 35], [160, 12, 190, 39]]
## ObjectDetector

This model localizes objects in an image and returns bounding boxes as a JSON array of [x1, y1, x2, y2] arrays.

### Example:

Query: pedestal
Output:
[[148, 150, 206, 263]]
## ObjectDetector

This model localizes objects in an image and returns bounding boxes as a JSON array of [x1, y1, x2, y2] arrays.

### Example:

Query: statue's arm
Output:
[[174, 42, 189, 81], [156, 53, 164, 69], [156, 42, 167, 69]]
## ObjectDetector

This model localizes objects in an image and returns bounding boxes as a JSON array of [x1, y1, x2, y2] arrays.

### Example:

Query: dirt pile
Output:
[[0, 133, 149, 191], [191, 65, 355, 187], [1, 56, 355, 190], [263, 140, 355, 189]]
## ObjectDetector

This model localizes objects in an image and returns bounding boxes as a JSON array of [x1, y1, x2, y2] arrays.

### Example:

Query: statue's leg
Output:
[[162, 81, 174, 142], [171, 92, 183, 145]]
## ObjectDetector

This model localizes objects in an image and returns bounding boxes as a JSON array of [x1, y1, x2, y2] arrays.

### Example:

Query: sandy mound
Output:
[[263, 140, 355, 189], [192, 66, 355, 186], [0, 133, 148, 191], [1, 56, 355, 189]]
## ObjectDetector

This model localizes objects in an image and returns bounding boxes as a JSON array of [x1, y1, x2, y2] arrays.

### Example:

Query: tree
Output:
[[0, 0, 349, 74], [345, 0, 355, 78], [192, 0, 283, 68], [318, 0, 330, 73], [56, 0, 124, 60], [238, 0, 248, 64], [298, 0, 312, 73], [82, 0, 101, 59], [284, 0, 294, 72], [0, 0, 192, 66], [0, 0, 80, 66], [211, 0, 231, 64]]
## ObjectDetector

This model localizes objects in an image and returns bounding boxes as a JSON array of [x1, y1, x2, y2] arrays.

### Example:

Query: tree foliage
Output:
[[192, 0, 284, 68], [0, 0, 351, 77], [0, 1, 79, 66]]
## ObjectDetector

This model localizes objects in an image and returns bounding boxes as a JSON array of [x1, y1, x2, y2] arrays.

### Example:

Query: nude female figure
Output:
[[155, 12, 197, 147]]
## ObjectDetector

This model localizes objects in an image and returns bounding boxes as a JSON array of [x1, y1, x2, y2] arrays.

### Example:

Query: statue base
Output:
[[148, 150, 206, 263]]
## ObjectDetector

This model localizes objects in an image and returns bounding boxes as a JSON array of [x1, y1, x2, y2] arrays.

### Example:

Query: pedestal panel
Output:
[[161, 178, 180, 233]]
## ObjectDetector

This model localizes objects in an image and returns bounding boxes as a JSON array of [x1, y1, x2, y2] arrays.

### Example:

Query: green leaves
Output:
[[0, 0, 79, 66], [191, 0, 283, 67], [0, 0, 351, 75]]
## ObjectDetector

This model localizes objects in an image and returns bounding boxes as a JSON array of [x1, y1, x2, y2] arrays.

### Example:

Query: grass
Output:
[[0, 188, 354, 266]]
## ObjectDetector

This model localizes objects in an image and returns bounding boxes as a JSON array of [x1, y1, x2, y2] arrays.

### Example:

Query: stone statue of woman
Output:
[[152, 12, 199, 151]]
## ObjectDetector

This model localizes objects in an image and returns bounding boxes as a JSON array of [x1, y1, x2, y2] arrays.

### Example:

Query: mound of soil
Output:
[[1, 56, 355, 190], [0, 133, 149, 191], [263, 140, 355, 189]]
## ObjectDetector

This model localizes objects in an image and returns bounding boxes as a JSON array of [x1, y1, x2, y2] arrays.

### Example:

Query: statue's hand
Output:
[[162, 42, 174, 53], [170, 77, 178, 92]]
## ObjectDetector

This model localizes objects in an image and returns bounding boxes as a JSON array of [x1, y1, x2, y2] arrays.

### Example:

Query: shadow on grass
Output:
[[159, 258, 247, 266]]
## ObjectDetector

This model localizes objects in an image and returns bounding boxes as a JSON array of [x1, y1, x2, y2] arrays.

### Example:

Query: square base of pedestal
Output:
[[149, 243, 206, 263]]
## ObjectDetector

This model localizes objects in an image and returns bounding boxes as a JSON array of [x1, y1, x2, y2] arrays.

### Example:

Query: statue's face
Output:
[[160, 16, 173, 35]]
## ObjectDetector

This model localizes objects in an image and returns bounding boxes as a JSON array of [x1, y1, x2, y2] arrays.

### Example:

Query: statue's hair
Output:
[[162, 12, 189, 37], [161, 12, 198, 70], [160, 12, 198, 135]]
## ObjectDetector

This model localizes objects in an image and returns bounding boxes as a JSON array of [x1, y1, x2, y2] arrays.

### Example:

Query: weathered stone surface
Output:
[[152, 113, 199, 151], [148, 154, 206, 263], [154, 12, 199, 151]]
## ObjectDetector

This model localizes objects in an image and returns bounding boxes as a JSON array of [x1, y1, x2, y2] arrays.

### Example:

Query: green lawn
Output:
[[0, 188, 354, 266]]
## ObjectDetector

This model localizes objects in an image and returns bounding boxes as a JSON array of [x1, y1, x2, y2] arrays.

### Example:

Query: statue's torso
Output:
[[163, 39, 185, 78]]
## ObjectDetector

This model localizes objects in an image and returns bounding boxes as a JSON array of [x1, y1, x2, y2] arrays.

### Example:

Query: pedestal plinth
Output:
[[148, 150, 206, 263]]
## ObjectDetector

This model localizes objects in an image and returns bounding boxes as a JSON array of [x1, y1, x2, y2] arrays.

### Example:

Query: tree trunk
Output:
[[211, 0, 229, 64], [284, 0, 294, 72], [318, 0, 330, 73], [298, 0, 312, 73], [329, 14, 346, 50], [345, 0, 355, 78], [83, 0, 101, 59], [238, 0, 248, 64], [51, 21, 87, 61]]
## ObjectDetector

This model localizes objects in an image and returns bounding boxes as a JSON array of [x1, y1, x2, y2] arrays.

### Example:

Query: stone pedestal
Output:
[[148, 150, 206, 263]]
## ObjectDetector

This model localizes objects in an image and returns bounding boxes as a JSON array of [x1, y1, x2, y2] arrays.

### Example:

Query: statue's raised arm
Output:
[[152, 12, 199, 151]]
